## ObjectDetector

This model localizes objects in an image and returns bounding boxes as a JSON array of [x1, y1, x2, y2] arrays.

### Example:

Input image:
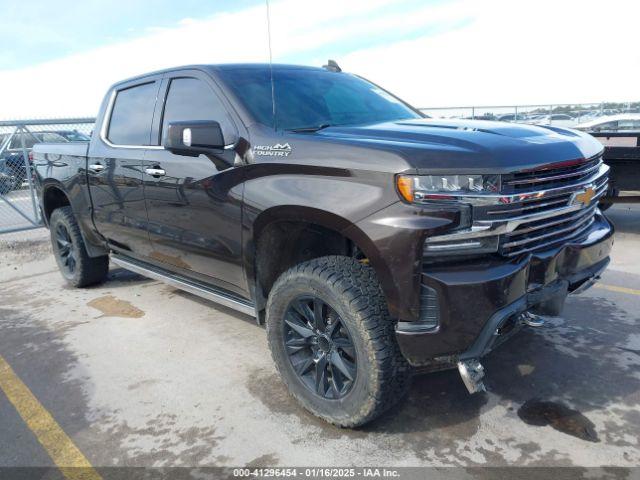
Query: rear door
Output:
[[142, 70, 247, 295], [87, 77, 161, 257]]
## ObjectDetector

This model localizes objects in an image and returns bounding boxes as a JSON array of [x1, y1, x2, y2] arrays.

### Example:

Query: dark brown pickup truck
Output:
[[33, 63, 613, 426]]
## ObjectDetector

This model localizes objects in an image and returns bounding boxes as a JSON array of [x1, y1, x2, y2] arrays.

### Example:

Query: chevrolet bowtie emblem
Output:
[[573, 186, 595, 207]]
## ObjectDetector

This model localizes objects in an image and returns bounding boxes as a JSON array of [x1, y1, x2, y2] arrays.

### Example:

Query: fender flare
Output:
[[247, 205, 399, 318], [41, 181, 109, 258]]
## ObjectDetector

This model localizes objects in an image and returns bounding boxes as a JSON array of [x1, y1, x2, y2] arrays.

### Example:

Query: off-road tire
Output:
[[49, 206, 109, 287], [266, 255, 411, 427]]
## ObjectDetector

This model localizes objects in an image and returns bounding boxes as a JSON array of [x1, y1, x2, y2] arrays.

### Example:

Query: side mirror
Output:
[[165, 121, 225, 156]]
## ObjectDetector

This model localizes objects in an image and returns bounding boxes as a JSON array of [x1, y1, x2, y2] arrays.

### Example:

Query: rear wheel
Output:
[[266, 256, 411, 427], [49, 206, 109, 287]]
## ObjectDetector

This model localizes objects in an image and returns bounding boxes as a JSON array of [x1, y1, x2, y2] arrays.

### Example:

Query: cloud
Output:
[[343, 0, 640, 108], [0, 0, 638, 119]]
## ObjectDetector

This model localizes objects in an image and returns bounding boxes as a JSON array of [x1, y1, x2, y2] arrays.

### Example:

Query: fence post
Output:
[[18, 126, 40, 225]]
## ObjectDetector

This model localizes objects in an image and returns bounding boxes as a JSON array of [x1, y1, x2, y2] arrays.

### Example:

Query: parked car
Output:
[[0, 131, 70, 194], [0, 131, 89, 194], [574, 113, 640, 133], [520, 113, 544, 122], [528, 114, 576, 127], [38, 130, 91, 142], [33, 64, 613, 427], [496, 114, 518, 122]]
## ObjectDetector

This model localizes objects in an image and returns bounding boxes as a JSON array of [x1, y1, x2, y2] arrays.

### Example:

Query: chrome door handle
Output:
[[88, 163, 105, 172], [145, 167, 166, 177]]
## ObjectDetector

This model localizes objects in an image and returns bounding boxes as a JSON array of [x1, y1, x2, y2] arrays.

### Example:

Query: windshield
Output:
[[218, 67, 421, 131]]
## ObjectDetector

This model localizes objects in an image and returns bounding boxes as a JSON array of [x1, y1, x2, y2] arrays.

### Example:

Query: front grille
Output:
[[498, 205, 597, 257], [423, 153, 609, 258], [477, 191, 574, 220], [493, 155, 608, 256], [501, 154, 602, 192]]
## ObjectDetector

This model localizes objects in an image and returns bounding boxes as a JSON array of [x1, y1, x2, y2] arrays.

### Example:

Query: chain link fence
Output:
[[0, 118, 95, 234]]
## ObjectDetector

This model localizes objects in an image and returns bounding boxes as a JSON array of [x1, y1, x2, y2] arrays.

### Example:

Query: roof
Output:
[[113, 63, 327, 86], [208, 63, 325, 71]]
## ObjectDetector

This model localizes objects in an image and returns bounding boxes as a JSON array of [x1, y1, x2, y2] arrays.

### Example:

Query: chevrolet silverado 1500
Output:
[[33, 63, 613, 427]]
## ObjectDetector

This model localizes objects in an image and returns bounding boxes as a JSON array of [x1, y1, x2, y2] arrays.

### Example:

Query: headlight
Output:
[[397, 174, 500, 202]]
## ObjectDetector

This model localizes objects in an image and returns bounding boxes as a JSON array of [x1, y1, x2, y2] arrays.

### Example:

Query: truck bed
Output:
[[590, 132, 640, 193]]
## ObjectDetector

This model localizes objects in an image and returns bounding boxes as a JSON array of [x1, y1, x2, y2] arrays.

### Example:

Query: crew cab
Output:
[[32, 64, 613, 427]]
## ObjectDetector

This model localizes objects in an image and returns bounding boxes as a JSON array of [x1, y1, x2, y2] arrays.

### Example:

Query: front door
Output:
[[87, 78, 161, 258], [142, 73, 247, 296]]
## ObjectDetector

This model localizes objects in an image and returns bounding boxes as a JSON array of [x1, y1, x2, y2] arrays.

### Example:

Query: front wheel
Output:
[[266, 256, 411, 427], [49, 206, 109, 287]]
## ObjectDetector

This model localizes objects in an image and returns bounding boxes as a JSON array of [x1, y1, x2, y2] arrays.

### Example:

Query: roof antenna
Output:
[[323, 59, 342, 72], [265, 0, 277, 130]]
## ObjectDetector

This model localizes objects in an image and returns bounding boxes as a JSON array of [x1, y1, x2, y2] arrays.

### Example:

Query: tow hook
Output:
[[457, 359, 486, 394], [520, 311, 547, 328]]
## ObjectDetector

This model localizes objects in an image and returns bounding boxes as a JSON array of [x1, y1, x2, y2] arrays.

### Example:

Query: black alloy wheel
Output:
[[48, 206, 109, 287], [283, 296, 357, 400], [55, 222, 76, 276], [266, 256, 411, 427]]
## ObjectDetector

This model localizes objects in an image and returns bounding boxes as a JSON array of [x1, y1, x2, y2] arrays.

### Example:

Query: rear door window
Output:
[[107, 82, 158, 145]]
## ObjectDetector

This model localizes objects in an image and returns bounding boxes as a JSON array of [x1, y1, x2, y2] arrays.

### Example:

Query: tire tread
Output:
[[50, 206, 108, 287], [267, 255, 411, 427]]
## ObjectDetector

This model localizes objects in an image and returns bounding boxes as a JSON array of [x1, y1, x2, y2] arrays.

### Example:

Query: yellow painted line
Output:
[[0, 354, 101, 480], [595, 283, 640, 296]]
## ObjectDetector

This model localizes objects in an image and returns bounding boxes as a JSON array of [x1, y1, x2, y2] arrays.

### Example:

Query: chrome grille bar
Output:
[[500, 218, 595, 257], [486, 195, 572, 217], [503, 204, 597, 238], [504, 160, 602, 186], [501, 207, 596, 249]]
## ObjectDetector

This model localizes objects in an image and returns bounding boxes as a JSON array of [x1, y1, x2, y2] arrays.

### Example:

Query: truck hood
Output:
[[317, 118, 604, 173]]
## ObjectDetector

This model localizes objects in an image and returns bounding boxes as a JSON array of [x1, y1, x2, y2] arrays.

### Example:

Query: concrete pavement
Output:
[[0, 205, 638, 471]]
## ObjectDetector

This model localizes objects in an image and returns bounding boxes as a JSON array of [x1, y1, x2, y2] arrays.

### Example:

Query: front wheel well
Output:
[[255, 221, 365, 302], [42, 186, 71, 222]]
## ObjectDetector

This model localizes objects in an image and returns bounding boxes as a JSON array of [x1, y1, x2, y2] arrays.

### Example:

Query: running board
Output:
[[110, 254, 256, 317]]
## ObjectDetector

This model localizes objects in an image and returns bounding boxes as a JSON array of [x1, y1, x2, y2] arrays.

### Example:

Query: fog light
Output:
[[424, 235, 499, 256]]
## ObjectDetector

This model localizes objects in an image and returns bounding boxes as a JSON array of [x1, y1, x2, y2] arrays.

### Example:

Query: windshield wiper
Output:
[[286, 123, 332, 133]]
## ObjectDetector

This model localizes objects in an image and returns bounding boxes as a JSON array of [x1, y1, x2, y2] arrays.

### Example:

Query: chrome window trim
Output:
[[100, 89, 163, 150], [101, 89, 237, 152]]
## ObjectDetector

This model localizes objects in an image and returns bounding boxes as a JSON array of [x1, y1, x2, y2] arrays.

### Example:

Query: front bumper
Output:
[[396, 212, 614, 367]]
